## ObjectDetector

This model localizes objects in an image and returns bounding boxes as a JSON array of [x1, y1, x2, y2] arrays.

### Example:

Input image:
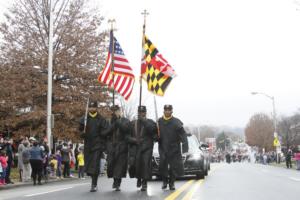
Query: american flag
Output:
[[98, 31, 134, 100]]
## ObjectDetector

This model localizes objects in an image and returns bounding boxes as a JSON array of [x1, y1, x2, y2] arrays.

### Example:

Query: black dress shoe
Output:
[[141, 180, 147, 191], [141, 185, 147, 191], [90, 185, 98, 192], [169, 183, 175, 190], [115, 186, 121, 191], [137, 179, 142, 188], [161, 181, 168, 189]]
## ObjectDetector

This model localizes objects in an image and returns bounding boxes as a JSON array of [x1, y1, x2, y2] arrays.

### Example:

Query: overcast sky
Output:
[[2, 0, 300, 129]]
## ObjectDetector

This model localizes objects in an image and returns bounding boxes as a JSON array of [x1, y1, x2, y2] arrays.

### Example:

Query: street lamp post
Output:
[[251, 92, 280, 163], [46, 0, 54, 152]]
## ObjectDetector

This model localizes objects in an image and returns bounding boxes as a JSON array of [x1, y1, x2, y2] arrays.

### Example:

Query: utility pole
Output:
[[47, 0, 54, 151], [251, 92, 280, 163]]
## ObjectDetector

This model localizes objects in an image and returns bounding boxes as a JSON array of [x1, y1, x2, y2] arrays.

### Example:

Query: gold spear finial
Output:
[[108, 18, 116, 31]]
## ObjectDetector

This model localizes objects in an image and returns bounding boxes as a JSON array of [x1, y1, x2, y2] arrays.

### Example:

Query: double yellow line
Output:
[[164, 166, 220, 200], [164, 179, 203, 200], [182, 179, 204, 200]]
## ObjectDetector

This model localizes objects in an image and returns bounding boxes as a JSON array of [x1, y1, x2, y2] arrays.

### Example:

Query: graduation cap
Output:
[[164, 104, 173, 110], [111, 105, 120, 111], [138, 105, 147, 113], [89, 101, 98, 108]]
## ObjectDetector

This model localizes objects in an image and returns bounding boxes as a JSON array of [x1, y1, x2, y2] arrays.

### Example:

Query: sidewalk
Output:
[[0, 166, 84, 190], [0, 176, 79, 190], [270, 161, 297, 170]]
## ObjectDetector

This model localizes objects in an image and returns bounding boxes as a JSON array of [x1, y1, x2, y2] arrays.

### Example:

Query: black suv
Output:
[[152, 134, 209, 179]]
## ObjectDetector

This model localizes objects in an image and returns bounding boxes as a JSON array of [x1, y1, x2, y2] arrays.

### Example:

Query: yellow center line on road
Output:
[[180, 165, 222, 200], [164, 180, 195, 200], [164, 164, 222, 200], [181, 179, 204, 200]]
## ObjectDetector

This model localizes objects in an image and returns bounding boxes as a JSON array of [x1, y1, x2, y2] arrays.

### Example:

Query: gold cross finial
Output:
[[141, 10, 149, 34], [141, 9, 149, 18]]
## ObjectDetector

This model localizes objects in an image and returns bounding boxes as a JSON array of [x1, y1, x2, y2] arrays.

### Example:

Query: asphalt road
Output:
[[1, 163, 300, 200]]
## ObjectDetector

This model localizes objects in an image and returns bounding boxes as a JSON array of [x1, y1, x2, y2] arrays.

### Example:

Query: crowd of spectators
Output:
[[255, 148, 300, 170], [0, 135, 96, 186]]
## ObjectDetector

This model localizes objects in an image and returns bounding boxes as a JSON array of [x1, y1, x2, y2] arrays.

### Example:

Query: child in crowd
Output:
[[0, 161, 2, 185], [55, 150, 62, 179], [0, 151, 8, 185], [77, 149, 85, 179], [49, 155, 58, 178]]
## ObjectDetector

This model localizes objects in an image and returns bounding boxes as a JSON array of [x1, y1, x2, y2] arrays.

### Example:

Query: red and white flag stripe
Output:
[[98, 54, 134, 100]]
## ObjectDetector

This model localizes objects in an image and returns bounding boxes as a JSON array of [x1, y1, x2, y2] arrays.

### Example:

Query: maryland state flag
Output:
[[141, 36, 176, 96]]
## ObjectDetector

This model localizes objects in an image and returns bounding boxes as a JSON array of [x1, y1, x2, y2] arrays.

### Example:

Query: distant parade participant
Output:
[[285, 149, 293, 169], [106, 105, 130, 191], [128, 106, 158, 191], [225, 152, 231, 164], [79, 101, 109, 192], [158, 105, 188, 190]]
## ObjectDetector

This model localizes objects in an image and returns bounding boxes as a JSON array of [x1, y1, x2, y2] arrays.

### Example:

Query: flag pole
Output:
[[108, 19, 116, 106], [153, 95, 158, 120], [140, 10, 160, 137], [154, 95, 160, 138], [83, 97, 90, 133], [140, 10, 149, 107]]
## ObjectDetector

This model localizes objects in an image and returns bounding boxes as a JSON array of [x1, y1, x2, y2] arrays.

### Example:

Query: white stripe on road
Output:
[[24, 182, 89, 197], [65, 183, 90, 187], [289, 177, 300, 182], [25, 187, 73, 197]]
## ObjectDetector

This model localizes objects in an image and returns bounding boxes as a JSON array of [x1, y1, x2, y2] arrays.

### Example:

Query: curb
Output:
[[0, 177, 79, 190], [269, 162, 297, 170]]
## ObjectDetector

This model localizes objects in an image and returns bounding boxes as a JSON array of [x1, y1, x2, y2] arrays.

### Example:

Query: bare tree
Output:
[[216, 132, 228, 151], [278, 112, 300, 150], [0, 0, 108, 140], [198, 125, 218, 142], [245, 113, 274, 151]]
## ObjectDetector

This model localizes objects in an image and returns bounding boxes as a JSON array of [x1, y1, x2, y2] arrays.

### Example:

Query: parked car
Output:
[[152, 134, 209, 179]]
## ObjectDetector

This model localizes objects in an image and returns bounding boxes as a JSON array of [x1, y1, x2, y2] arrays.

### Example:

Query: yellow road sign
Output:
[[273, 137, 280, 147]]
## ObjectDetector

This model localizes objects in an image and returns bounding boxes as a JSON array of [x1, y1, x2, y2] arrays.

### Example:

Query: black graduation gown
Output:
[[79, 114, 109, 176], [128, 118, 158, 180], [106, 117, 130, 178], [158, 116, 188, 177]]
